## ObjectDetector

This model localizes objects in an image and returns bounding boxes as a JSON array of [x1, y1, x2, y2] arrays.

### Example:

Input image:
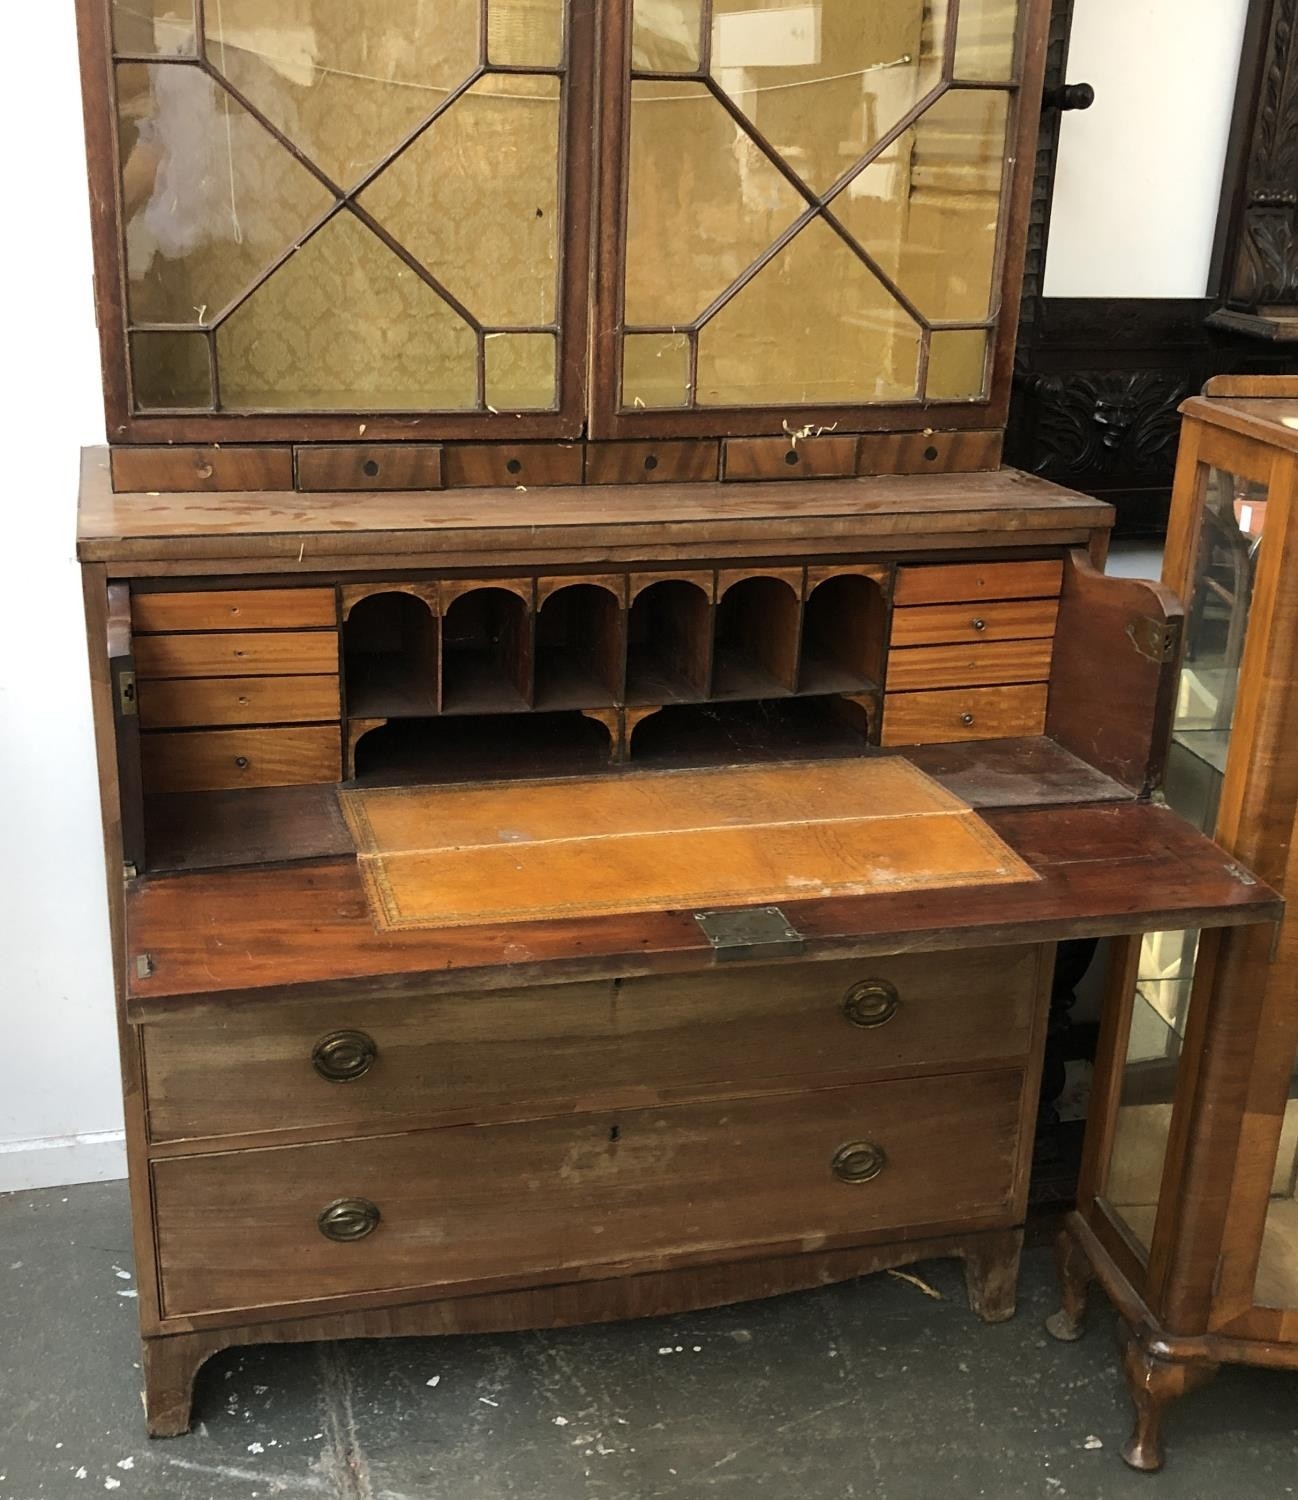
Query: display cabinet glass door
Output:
[[1102, 465, 1269, 1256], [110, 0, 577, 418], [600, 0, 1029, 433]]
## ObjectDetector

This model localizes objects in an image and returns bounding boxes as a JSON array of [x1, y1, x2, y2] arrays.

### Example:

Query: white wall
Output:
[[0, 4, 124, 1190], [1045, 0, 1251, 297], [0, 5, 1262, 1190]]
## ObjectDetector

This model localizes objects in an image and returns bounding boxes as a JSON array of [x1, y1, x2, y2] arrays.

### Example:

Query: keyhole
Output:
[[609, 1124, 621, 1143]]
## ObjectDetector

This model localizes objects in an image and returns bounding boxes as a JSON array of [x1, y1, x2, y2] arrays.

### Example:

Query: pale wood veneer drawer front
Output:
[[135, 632, 339, 679], [152, 1070, 1025, 1317], [889, 598, 1060, 648], [881, 684, 1049, 747], [141, 727, 342, 793], [142, 948, 1042, 1144], [892, 561, 1063, 606], [132, 588, 337, 633], [139, 676, 341, 729], [886, 638, 1056, 693]]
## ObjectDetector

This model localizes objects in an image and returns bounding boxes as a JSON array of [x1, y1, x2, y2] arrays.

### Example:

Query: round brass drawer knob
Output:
[[312, 1029, 378, 1082], [842, 979, 900, 1028], [318, 1197, 381, 1242], [832, 1141, 888, 1184]]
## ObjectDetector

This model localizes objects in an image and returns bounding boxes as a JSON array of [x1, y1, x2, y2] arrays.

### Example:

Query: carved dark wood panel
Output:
[[1008, 1, 1298, 537]]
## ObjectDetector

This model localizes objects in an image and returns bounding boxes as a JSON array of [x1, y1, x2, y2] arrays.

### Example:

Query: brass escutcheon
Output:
[[312, 1029, 378, 1082], [318, 1197, 381, 1242], [831, 1141, 887, 1184], [842, 978, 900, 1028]]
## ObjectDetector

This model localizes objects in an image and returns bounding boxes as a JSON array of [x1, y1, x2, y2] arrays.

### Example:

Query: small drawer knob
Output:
[[960, 712, 975, 726], [312, 1029, 378, 1082], [831, 1141, 887, 1184], [971, 617, 987, 632], [842, 979, 900, 1028], [234, 755, 250, 768], [318, 1197, 381, 1242]]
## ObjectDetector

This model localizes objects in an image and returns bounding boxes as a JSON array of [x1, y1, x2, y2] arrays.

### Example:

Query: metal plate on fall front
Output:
[[693, 905, 805, 962]]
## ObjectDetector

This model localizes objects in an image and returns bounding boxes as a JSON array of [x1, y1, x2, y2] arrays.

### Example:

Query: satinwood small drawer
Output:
[[889, 599, 1060, 648], [141, 727, 342, 793], [140, 947, 1043, 1143], [151, 1069, 1026, 1317], [139, 676, 341, 729], [892, 561, 1063, 606], [134, 632, 339, 679], [886, 638, 1056, 693], [881, 684, 1050, 746], [131, 589, 337, 633]]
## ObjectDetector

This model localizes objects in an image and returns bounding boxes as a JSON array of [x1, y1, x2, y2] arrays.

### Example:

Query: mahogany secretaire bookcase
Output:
[[1048, 378, 1298, 1472], [73, 0, 1281, 1435]]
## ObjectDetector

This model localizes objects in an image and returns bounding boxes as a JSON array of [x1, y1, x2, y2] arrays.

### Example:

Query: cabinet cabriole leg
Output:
[[1119, 1323, 1218, 1472], [1045, 1226, 1094, 1342]]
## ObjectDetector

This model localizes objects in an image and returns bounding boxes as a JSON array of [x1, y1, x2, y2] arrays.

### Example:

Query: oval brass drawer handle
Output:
[[312, 1029, 378, 1083], [318, 1197, 381, 1242], [832, 1141, 888, 1184], [842, 979, 900, 1028]]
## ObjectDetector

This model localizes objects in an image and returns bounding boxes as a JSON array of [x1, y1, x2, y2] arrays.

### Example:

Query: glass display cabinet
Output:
[[74, 1, 1283, 1441], [1049, 376, 1298, 1472]]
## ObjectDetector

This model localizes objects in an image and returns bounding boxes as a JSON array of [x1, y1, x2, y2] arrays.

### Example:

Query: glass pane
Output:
[[360, 74, 561, 327], [927, 329, 988, 400], [697, 218, 921, 405], [955, 0, 1020, 81], [488, 0, 565, 66], [116, 62, 333, 326], [486, 332, 557, 410], [1256, 1061, 1298, 1308], [1104, 930, 1198, 1253], [625, 81, 804, 327], [837, 89, 1009, 323], [622, 332, 692, 409], [710, 0, 950, 193], [1105, 468, 1268, 1255], [112, 1, 196, 55], [1173, 468, 1268, 786], [633, 0, 701, 72], [131, 330, 212, 409], [204, 0, 480, 190], [216, 211, 477, 410]]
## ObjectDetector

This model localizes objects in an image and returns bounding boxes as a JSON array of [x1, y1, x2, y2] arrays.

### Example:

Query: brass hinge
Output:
[[122, 862, 138, 882], [135, 953, 154, 981], [1128, 616, 1180, 663], [117, 669, 138, 718], [694, 905, 805, 963]]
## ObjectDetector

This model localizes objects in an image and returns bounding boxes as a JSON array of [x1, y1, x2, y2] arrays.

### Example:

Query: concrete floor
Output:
[[1, 1183, 1295, 1500]]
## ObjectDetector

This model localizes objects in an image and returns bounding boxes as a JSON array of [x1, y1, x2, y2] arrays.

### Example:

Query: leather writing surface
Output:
[[339, 760, 1036, 930]]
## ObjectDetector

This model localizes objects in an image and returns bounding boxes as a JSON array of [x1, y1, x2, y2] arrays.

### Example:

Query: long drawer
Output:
[[141, 947, 1043, 1143], [152, 1070, 1026, 1317]]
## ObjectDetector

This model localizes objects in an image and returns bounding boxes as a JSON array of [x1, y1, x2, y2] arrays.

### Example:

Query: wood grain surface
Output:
[[338, 761, 1034, 929]]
